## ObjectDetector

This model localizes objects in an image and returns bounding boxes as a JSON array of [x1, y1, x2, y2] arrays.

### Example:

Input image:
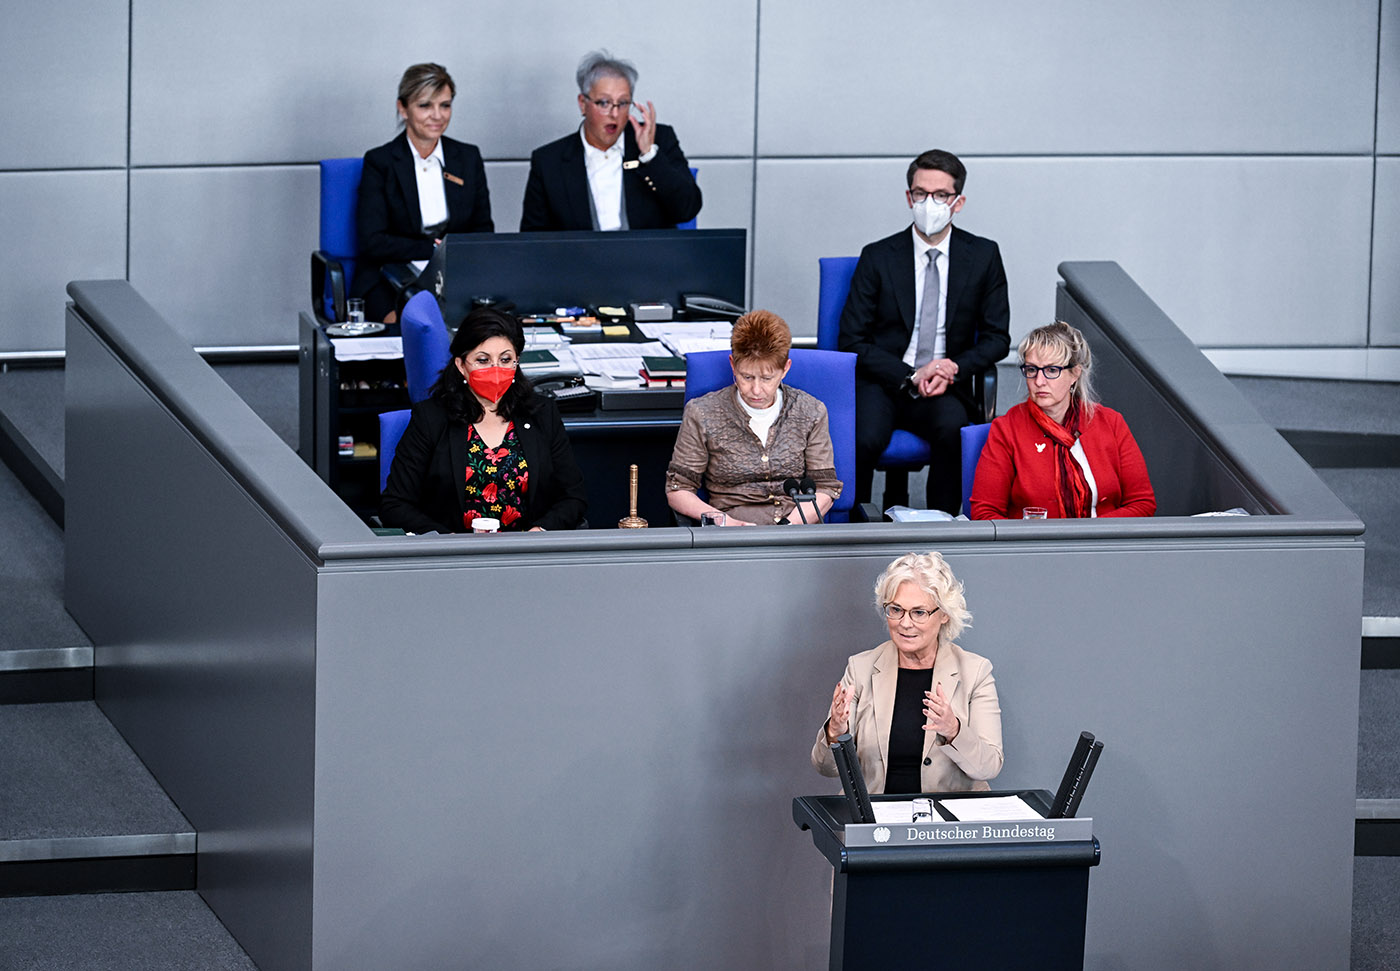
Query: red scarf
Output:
[[1027, 400, 1092, 518]]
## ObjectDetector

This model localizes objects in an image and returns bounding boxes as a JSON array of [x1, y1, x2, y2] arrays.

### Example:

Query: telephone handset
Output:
[[534, 375, 597, 412]]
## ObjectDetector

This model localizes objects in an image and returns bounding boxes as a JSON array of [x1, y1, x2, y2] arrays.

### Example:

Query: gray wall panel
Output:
[[1372, 157, 1400, 346], [753, 156, 1374, 348], [1380, 0, 1400, 153], [0, 2, 128, 169], [130, 0, 756, 165], [128, 166, 318, 346], [758, 0, 1377, 155], [0, 171, 126, 352], [65, 311, 316, 971], [312, 541, 1359, 969]]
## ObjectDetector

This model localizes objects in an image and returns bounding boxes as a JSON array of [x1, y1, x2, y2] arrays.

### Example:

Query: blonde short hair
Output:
[[1018, 321, 1097, 418], [873, 551, 971, 649]]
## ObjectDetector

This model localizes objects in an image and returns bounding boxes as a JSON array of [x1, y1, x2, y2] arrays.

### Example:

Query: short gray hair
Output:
[[576, 50, 637, 96], [873, 551, 971, 650]]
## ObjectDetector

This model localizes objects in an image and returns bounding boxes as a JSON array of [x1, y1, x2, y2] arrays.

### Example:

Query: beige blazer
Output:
[[811, 640, 1003, 794]]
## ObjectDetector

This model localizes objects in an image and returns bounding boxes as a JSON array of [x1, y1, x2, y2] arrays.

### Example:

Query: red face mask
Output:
[[467, 365, 516, 404]]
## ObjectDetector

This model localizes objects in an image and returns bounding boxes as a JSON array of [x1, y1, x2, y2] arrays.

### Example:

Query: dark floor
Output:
[[0, 360, 297, 481], [1318, 468, 1400, 617], [0, 454, 87, 652], [1354, 857, 1400, 971], [0, 702, 190, 840], [1358, 670, 1400, 800], [0, 892, 258, 970]]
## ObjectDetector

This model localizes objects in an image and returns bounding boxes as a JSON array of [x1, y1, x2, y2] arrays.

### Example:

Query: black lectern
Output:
[[793, 790, 1100, 971]]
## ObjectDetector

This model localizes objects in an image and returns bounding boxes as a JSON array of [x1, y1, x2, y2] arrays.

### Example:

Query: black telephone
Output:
[[534, 375, 597, 412], [681, 293, 745, 320]]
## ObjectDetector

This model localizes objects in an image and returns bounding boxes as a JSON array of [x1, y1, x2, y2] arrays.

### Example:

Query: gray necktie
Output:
[[915, 249, 941, 367]]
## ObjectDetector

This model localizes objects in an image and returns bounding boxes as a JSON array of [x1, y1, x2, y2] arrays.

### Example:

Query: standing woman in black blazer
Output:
[[354, 63, 494, 322], [380, 308, 587, 533]]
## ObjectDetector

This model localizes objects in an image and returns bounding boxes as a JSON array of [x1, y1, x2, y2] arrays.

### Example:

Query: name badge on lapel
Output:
[[443, 171, 465, 186], [622, 160, 640, 170]]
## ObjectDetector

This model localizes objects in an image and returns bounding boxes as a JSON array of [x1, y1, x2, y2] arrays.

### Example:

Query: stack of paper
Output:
[[331, 337, 403, 361]]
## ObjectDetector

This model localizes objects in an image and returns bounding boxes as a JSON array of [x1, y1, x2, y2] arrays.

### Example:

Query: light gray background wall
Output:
[[4, 1, 1398, 378]]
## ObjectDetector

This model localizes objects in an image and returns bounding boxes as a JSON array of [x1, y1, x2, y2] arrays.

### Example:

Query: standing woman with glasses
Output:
[[812, 552, 1003, 795], [969, 321, 1156, 520], [354, 63, 494, 322], [519, 50, 701, 231]]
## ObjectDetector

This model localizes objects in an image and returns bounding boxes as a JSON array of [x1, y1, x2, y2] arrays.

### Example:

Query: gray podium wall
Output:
[[64, 268, 1364, 970], [6, 0, 1399, 377]]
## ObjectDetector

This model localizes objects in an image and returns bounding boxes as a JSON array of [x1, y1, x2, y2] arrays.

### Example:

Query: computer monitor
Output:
[[440, 229, 747, 324]]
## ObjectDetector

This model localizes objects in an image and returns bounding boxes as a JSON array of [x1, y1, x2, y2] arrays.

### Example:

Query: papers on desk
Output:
[[665, 336, 735, 356], [523, 327, 569, 348], [635, 320, 732, 340], [869, 794, 1045, 825], [871, 801, 918, 825], [570, 341, 668, 389], [331, 337, 403, 361], [635, 320, 733, 357], [568, 341, 668, 361], [939, 795, 1045, 821]]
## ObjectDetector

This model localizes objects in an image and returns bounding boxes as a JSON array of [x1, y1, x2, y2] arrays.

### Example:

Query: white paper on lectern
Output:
[[871, 801, 915, 824], [938, 795, 1044, 821]]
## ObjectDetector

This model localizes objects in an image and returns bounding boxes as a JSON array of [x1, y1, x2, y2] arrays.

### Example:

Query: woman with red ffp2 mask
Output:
[[380, 307, 587, 533]]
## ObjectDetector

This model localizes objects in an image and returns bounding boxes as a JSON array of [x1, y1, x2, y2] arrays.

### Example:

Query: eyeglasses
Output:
[[585, 98, 632, 113], [883, 604, 940, 623], [1019, 364, 1069, 380], [908, 189, 959, 205]]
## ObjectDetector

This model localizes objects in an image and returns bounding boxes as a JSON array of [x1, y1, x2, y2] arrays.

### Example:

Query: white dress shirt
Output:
[[903, 226, 950, 366], [409, 138, 447, 273], [581, 128, 625, 231]]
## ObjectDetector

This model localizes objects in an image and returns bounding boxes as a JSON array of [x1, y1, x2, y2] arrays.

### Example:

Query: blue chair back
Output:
[[675, 167, 699, 230], [816, 256, 859, 350], [318, 157, 364, 320], [400, 291, 453, 403], [683, 348, 857, 522], [960, 422, 993, 517], [379, 408, 412, 493]]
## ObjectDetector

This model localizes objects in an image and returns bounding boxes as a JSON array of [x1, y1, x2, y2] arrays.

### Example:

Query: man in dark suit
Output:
[[520, 51, 701, 232], [838, 149, 1010, 514]]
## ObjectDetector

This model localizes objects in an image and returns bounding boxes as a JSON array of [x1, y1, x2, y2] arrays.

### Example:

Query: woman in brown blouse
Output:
[[665, 310, 842, 525]]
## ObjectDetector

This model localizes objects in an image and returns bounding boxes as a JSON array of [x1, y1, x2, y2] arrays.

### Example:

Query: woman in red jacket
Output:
[[970, 321, 1156, 520]]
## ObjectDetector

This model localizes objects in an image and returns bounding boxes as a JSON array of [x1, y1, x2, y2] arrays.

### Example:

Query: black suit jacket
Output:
[[837, 225, 1011, 402], [519, 124, 702, 231], [353, 132, 494, 299], [380, 393, 587, 533]]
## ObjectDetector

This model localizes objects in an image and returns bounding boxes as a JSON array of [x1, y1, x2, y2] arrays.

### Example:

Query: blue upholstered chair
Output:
[[683, 348, 857, 523], [959, 422, 993, 518], [378, 408, 413, 493], [815, 254, 997, 509], [311, 158, 364, 325], [400, 291, 453, 404], [676, 167, 699, 230]]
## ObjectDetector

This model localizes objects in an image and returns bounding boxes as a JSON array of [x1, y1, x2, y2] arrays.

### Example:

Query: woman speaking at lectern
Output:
[[812, 552, 1003, 794]]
